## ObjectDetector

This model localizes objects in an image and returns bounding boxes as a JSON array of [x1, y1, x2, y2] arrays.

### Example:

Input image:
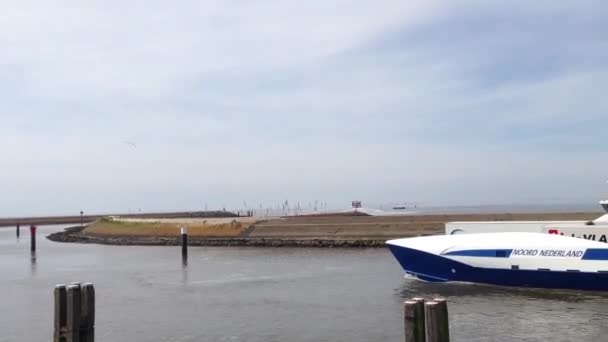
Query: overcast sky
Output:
[[1, 1, 607, 216]]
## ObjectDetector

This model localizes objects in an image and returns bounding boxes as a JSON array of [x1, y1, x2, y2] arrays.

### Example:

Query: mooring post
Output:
[[404, 299, 426, 342], [81, 283, 95, 342], [66, 284, 82, 342], [54, 285, 67, 342], [424, 300, 449, 342], [433, 297, 449, 342], [30, 225, 37, 252], [181, 227, 188, 258], [424, 301, 439, 342], [413, 298, 426, 341], [16, 224, 20, 238]]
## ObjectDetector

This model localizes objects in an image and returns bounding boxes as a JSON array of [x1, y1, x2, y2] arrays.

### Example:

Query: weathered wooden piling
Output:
[[54, 283, 95, 342], [80, 284, 95, 342], [30, 225, 36, 252], [16, 224, 20, 238], [433, 297, 449, 342], [66, 284, 82, 342], [404, 299, 426, 342], [424, 301, 449, 342], [181, 227, 188, 258], [54, 285, 67, 342]]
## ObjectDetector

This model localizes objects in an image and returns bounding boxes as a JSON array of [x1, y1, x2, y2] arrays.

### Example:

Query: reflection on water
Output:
[[181, 255, 189, 286], [30, 250, 37, 275], [182, 254, 188, 268]]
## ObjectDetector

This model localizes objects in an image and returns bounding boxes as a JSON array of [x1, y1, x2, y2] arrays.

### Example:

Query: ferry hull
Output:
[[387, 244, 608, 291]]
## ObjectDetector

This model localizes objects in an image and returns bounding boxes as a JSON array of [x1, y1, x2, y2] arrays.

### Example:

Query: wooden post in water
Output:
[[424, 301, 449, 342], [54, 285, 67, 342], [55, 283, 95, 342], [16, 224, 20, 238], [181, 227, 188, 259], [404, 298, 426, 342], [66, 284, 82, 342], [80, 283, 95, 342], [413, 298, 426, 341], [433, 297, 449, 342], [30, 225, 36, 252]]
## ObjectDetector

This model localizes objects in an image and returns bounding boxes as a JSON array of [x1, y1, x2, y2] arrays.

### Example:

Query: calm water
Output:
[[2, 226, 608, 341]]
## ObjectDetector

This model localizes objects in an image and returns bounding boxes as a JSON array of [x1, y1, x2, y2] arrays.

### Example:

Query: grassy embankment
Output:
[[81, 212, 602, 241], [84, 217, 257, 237]]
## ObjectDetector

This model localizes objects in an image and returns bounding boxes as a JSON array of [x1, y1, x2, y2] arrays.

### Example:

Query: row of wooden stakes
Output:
[[54, 283, 95, 342], [404, 297, 450, 342]]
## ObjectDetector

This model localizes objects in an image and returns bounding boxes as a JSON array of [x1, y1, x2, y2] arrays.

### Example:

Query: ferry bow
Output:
[[387, 232, 608, 291]]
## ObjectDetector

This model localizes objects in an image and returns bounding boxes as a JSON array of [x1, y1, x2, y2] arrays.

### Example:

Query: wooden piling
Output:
[[181, 227, 188, 258], [54, 285, 67, 342], [16, 224, 20, 238], [30, 225, 36, 252], [424, 301, 449, 342], [404, 299, 426, 342], [80, 283, 95, 342], [433, 297, 449, 342], [66, 284, 81, 342], [412, 298, 426, 341]]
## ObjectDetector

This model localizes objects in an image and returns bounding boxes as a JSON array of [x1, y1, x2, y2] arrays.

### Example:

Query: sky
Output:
[[1, 1, 607, 216]]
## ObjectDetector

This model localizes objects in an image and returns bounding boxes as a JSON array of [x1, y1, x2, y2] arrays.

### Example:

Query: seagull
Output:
[[124, 141, 137, 148]]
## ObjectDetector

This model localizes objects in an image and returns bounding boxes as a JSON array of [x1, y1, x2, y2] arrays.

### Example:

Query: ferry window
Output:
[[511, 265, 519, 270]]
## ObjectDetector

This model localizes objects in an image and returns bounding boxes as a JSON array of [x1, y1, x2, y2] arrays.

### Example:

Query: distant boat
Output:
[[387, 232, 608, 291]]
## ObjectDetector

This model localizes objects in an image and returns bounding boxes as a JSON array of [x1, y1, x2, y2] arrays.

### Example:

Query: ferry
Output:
[[386, 232, 608, 291]]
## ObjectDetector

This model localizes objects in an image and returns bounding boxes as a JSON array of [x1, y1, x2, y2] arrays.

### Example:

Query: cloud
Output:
[[1, 1, 607, 215]]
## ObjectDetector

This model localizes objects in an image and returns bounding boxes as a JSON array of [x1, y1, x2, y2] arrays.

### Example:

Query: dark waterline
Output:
[[2, 226, 608, 341]]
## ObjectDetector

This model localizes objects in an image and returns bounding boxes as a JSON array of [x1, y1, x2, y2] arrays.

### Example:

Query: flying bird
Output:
[[124, 141, 137, 148]]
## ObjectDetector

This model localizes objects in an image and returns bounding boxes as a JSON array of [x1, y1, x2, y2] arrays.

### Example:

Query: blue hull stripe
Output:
[[443, 249, 513, 258], [582, 249, 608, 260], [387, 244, 608, 291]]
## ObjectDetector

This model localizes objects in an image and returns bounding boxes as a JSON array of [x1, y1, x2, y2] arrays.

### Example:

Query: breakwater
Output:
[[0, 210, 238, 228], [47, 212, 600, 248]]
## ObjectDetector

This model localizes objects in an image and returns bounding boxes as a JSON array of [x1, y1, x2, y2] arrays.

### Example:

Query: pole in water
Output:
[[81, 283, 96, 342], [181, 227, 188, 258], [433, 297, 449, 342], [54, 284, 67, 342], [66, 284, 82, 342], [404, 300, 426, 342], [424, 300, 449, 342], [16, 224, 20, 238], [30, 225, 37, 252]]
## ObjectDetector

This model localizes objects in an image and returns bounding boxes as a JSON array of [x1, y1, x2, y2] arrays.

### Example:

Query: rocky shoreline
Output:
[[46, 226, 388, 248]]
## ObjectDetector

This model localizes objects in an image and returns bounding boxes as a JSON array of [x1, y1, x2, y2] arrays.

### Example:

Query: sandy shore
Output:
[[47, 212, 602, 248]]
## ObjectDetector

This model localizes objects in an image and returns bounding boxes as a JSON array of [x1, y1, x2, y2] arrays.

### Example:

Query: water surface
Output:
[[1, 226, 608, 341]]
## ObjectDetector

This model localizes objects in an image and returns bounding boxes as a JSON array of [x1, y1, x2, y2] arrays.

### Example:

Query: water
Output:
[[2, 226, 608, 341]]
